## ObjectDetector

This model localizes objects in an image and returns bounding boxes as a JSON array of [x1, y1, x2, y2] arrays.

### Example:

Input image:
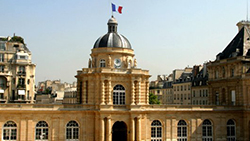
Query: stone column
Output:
[[106, 117, 111, 141], [136, 81, 141, 105], [83, 81, 86, 103], [130, 117, 135, 141], [146, 82, 149, 104], [108, 81, 112, 105], [100, 117, 105, 141], [136, 116, 141, 141], [100, 81, 105, 105], [131, 81, 135, 105]]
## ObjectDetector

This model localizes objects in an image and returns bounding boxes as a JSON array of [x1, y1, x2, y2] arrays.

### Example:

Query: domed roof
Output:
[[93, 16, 132, 49]]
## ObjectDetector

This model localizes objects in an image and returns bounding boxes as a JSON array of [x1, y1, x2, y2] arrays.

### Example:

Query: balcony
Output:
[[17, 84, 26, 89], [13, 96, 32, 103], [17, 71, 26, 76]]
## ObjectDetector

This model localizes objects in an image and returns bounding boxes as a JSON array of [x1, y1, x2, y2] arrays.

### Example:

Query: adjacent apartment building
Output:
[[0, 36, 35, 103]]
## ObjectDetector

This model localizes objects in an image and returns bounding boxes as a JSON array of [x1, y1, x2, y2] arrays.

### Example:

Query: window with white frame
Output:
[[66, 121, 79, 141], [202, 119, 213, 141], [35, 121, 48, 141], [177, 120, 187, 141], [100, 59, 105, 68], [3, 121, 17, 141], [151, 120, 162, 141], [113, 85, 125, 105], [227, 119, 236, 141]]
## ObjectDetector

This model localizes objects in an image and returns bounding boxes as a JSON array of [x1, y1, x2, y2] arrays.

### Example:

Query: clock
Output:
[[114, 58, 121, 68]]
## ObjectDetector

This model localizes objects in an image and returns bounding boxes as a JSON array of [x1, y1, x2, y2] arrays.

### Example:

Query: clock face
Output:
[[114, 58, 121, 68]]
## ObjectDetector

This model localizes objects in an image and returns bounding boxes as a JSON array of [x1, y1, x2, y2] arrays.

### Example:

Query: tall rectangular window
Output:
[[216, 92, 219, 105], [19, 66, 25, 72], [0, 54, 4, 62], [0, 43, 5, 51], [0, 65, 4, 72], [231, 90, 236, 105], [231, 69, 234, 77], [18, 78, 25, 87]]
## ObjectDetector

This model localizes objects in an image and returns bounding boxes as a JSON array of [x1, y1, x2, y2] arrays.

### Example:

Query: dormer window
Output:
[[16, 54, 28, 60], [19, 55, 27, 59], [100, 59, 106, 68]]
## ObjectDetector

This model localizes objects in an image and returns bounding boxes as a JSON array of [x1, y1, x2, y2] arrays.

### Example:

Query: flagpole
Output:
[[247, 0, 249, 21], [111, 3, 113, 17]]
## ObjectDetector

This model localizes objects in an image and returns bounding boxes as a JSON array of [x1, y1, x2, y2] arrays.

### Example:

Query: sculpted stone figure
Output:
[[92, 57, 95, 68], [88, 58, 92, 68], [134, 59, 137, 68]]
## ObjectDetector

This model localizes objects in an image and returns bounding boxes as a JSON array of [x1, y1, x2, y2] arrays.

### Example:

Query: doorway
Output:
[[112, 121, 127, 141]]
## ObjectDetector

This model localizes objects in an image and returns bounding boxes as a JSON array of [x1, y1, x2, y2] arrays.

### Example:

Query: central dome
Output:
[[93, 16, 132, 49]]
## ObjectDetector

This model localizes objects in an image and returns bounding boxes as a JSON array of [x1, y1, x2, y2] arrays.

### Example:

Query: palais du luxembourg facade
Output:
[[1, 16, 250, 141]]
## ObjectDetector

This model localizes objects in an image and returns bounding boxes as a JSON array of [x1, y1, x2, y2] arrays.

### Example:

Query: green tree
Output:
[[149, 93, 160, 104], [10, 36, 24, 44]]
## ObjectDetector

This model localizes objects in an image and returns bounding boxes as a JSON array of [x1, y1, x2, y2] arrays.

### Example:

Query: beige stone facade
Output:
[[173, 82, 191, 105], [0, 104, 248, 141], [0, 18, 250, 141]]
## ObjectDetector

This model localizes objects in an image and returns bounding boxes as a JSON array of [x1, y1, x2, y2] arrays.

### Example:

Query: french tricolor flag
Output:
[[111, 3, 123, 14]]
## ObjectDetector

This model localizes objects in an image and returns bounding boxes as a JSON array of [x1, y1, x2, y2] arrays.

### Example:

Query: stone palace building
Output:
[[0, 17, 250, 141]]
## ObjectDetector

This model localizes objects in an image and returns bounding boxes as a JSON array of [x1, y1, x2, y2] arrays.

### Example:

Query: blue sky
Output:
[[0, 0, 248, 84]]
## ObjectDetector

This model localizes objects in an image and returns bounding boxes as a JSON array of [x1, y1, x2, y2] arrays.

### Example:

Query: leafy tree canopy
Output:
[[149, 93, 160, 104], [10, 36, 24, 44]]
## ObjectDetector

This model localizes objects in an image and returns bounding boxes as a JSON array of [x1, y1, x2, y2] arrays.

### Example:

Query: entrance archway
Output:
[[112, 121, 127, 141]]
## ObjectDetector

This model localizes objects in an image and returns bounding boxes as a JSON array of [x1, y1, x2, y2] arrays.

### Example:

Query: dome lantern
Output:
[[93, 16, 132, 49], [108, 16, 118, 33]]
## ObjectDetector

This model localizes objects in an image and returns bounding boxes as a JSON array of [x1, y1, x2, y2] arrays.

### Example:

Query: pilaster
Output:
[[130, 117, 135, 141], [131, 81, 135, 105], [106, 117, 111, 141], [136, 116, 141, 141], [100, 81, 105, 105]]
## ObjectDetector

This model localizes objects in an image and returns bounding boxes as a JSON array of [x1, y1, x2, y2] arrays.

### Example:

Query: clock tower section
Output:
[[75, 16, 150, 107]]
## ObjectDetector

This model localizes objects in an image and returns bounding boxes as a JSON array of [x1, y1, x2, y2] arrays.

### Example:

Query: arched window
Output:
[[3, 121, 17, 141], [113, 85, 125, 105], [202, 119, 213, 141], [227, 119, 236, 141], [151, 120, 162, 141], [66, 121, 79, 141], [35, 121, 48, 140], [100, 59, 106, 68], [177, 120, 187, 141]]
